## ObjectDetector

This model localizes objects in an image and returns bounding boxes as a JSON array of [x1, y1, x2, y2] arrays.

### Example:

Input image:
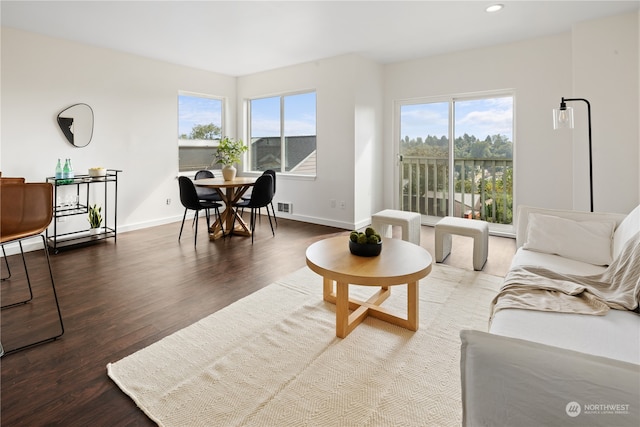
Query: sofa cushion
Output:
[[523, 213, 615, 265], [490, 308, 640, 364], [460, 330, 640, 427], [510, 247, 606, 275], [613, 204, 640, 259]]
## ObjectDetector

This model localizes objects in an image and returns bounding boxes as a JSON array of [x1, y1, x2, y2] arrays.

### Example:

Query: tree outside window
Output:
[[178, 93, 223, 172]]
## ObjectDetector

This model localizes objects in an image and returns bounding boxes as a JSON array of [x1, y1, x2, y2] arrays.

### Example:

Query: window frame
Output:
[[396, 90, 515, 233], [247, 90, 317, 177], [177, 91, 225, 173]]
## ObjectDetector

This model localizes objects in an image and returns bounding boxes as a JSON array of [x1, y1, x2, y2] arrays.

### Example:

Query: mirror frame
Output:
[[57, 103, 94, 147]]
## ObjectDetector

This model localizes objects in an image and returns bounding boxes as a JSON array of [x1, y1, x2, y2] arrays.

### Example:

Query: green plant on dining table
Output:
[[213, 136, 248, 166]]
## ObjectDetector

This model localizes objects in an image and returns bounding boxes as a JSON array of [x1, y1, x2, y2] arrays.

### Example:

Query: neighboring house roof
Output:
[[250, 136, 316, 172], [289, 150, 316, 175]]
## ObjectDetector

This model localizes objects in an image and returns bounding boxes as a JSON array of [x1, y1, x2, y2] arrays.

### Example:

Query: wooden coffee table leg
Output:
[[336, 281, 350, 338], [407, 281, 419, 331], [323, 277, 335, 303]]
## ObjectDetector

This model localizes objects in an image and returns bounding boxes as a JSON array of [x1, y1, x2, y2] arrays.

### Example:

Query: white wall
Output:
[[1, 27, 236, 233], [237, 54, 383, 230], [384, 33, 575, 214], [354, 56, 384, 228], [2, 10, 637, 241], [572, 11, 639, 214], [383, 10, 639, 216]]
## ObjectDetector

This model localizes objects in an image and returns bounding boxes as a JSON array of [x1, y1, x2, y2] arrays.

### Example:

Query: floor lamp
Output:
[[552, 97, 593, 212]]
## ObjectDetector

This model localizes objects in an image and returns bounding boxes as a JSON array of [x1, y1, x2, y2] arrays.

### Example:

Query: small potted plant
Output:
[[88, 204, 102, 235], [213, 136, 248, 181], [349, 227, 382, 257]]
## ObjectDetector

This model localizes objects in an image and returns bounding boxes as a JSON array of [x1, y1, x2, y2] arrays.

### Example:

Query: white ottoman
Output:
[[435, 217, 488, 271], [371, 209, 421, 245]]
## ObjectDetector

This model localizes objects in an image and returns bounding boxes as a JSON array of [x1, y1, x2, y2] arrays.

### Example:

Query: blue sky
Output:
[[178, 95, 222, 138], [179, 92, 317, 138], [251, 92, 317, 137], [179, 93, 510, 141], [401, 97, 513, 141]]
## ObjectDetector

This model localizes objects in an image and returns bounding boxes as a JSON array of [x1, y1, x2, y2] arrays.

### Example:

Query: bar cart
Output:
[[46, 169, 121, 253]]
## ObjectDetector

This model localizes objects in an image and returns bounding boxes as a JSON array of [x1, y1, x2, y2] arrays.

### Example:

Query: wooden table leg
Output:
[[336, 281, 350, 338], [208, 186, 253, 239], [407, 281, 419, 331], [323, 277, 335, 302]]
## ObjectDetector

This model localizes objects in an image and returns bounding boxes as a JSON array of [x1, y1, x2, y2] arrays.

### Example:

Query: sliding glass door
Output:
[[398, 94, 514, 225]]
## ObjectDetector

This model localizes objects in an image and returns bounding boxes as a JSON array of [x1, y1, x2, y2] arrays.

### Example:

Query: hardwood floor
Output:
[[1, 215, 515, 426]]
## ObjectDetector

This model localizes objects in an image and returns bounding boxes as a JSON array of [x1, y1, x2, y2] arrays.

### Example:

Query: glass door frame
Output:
[[393, 90, 516, 235]]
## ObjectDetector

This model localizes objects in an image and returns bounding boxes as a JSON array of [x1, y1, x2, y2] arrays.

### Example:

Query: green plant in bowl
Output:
[[349, 227, 382, 257]]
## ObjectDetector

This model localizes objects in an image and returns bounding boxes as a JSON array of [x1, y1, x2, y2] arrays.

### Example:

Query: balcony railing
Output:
[[400, 156, 513, 224]]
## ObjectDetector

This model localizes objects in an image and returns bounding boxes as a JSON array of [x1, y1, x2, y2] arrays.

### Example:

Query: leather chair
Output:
[[1, 177, 25, 281], [0, 178, 64, 355]]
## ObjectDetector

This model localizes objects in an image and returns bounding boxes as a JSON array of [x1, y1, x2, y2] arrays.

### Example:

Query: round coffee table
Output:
[[306, 236, 432, 338]]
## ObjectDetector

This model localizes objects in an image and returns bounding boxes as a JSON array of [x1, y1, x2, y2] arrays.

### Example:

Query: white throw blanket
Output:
[[492, 231, 640, 318]]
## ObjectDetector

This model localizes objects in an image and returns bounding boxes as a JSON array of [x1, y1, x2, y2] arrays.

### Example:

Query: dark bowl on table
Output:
[[349, 239, 382, 257]]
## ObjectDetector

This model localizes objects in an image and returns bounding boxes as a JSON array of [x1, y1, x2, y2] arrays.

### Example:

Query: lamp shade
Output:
[[553, 106, 574, 129]]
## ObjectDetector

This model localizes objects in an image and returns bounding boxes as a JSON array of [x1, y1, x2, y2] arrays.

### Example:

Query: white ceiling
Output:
[[2, 1, 639, 76]]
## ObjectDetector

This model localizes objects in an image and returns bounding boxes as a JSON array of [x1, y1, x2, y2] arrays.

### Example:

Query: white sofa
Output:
[[461, 204, 640, 426]]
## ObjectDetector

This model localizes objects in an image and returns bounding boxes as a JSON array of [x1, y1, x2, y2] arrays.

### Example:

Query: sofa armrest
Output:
[[515, 205, 626, 249], [460, 330, 640, 427]]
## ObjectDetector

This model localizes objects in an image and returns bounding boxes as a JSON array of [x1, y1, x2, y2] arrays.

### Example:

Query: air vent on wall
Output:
[[277, 202, 292, 214]]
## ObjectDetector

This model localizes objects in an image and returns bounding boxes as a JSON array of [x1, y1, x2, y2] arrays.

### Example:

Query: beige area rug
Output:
[[107, 264, 503, 427]]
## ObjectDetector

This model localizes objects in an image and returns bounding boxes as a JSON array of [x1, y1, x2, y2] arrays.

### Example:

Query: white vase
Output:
[[89, 228, 99, 236], [222, 165, 237, 181]]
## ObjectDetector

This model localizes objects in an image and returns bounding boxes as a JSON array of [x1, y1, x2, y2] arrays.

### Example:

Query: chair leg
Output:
[[1, 245, 11, 281], [179, 208, 188, 241], [2, 235, 65, 355], [250, 208, 256, 244], [270, 202, 278, 227], [1, 241, 34, 309], [193, 211, 199, 246], [266, 206, 275, 237]]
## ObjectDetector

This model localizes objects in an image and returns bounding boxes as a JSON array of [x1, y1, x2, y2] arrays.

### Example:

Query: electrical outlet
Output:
[[330, 199, 336, 208], [166, 198, 171, 205], [339, 200, 345, 210]]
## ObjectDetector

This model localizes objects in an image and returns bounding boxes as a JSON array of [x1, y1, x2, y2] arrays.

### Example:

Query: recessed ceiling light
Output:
[[486, 4, 504, 13]]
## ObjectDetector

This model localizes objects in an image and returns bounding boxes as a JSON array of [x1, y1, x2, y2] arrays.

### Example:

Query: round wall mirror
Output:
[[57, 103, 94, 147]]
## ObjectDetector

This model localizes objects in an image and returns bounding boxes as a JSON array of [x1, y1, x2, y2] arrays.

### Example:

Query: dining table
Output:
[[194, 176, 257, 240]]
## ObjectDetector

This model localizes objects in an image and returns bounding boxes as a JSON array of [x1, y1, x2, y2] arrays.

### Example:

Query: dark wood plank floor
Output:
[[1, 215, 515, 426]]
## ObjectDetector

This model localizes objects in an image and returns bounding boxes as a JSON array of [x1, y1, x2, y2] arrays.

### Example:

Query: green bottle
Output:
[[55, 159, 62, 181], [67, 158, 74, 182], [62, 159, 70, 183]]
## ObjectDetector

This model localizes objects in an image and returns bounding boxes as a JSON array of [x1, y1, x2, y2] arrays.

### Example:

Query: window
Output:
[[178, 93, 223, 172], [398, 93, 514, 225], [248, 91, 316, 175]]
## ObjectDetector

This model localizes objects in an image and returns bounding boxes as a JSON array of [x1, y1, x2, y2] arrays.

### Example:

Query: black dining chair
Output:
[[194, 170, 222, 203], [178, 176, 224, 246], [194, 170, 223, 222], [232, 174, 275, 244], [241, 169, 277, 226]]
